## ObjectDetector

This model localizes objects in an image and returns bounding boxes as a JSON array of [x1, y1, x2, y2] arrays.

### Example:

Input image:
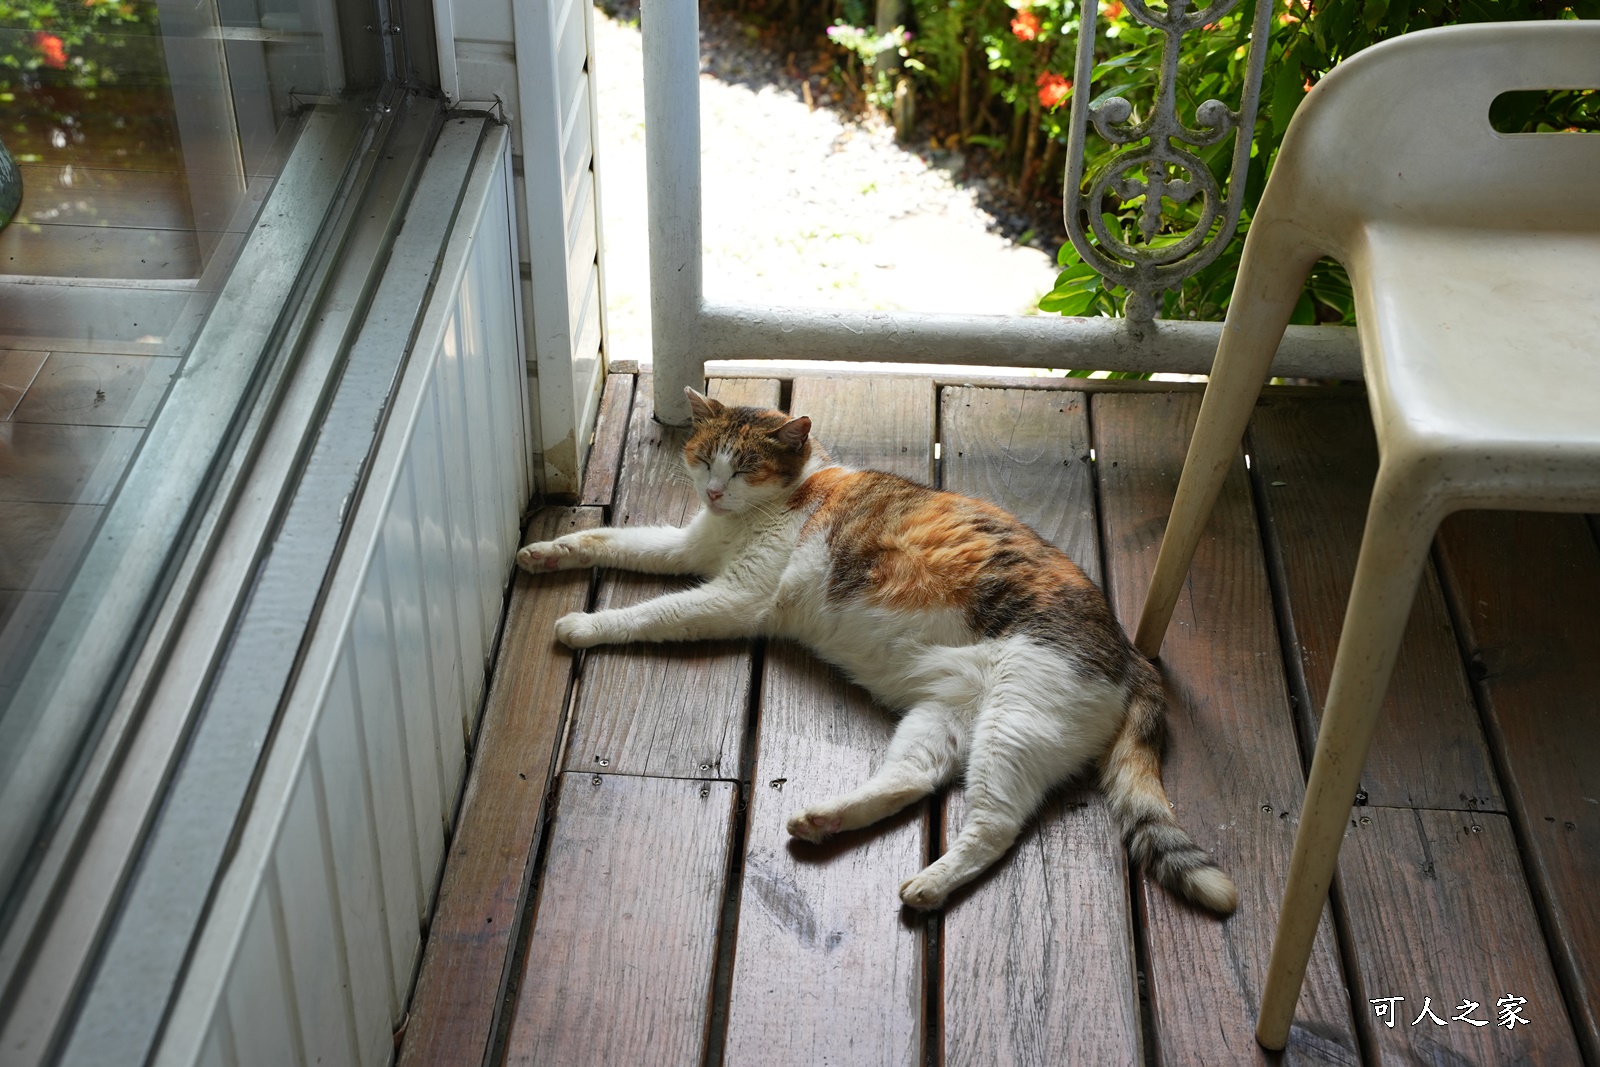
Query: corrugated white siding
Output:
[[449, 0, 607, 497], [164, 125, 529, 1067]]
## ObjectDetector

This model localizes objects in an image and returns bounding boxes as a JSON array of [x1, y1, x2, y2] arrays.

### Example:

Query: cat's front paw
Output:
[[898, 870, 950, 911], [517, 538, 590, 573], [786, 809, 843, 844], [553, 611, 609, 648]]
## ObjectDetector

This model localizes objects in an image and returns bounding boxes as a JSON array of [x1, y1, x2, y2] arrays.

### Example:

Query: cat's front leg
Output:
[[517, 522, 711, 576], [553, 582, 766, 648]]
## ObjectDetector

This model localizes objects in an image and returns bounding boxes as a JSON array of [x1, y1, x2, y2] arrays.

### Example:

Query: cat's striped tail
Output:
[[1099, 660, 1239, 916]]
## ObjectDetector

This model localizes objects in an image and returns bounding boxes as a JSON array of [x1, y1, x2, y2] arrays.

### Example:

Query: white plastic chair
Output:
[[1130, 21, 1600, 1051]]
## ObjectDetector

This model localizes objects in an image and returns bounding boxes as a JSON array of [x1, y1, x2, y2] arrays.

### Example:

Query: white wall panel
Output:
[[223, 887, 300, 1067], [384, 469, 457, 819], [434, 329, 491, 690], [449, 0, 605, 498], [373, 544, 448, 908], [406, 400, 471, 749], [161, 127, 531, 1067], [274, 765, 360, 1066], [452, 0, 512, 48], [196, 1014, 236, 1067], [349, 580, 425, 1014], [514, 0, 606, 496], [560, 86, 592, 201], [314, 652, 394, 1067], [555, 0, 587, 116]]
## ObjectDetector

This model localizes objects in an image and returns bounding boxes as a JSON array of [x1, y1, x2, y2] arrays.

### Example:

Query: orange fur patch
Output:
[[793, 469, 1096, 614]]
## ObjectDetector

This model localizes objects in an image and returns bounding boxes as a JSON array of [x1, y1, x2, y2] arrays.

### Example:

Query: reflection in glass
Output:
[[0, 0, 343, 910]]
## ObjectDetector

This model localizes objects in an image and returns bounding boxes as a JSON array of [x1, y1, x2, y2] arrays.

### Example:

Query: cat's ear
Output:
[[685, 387, 723, 423], [774, 416, 811, 451]]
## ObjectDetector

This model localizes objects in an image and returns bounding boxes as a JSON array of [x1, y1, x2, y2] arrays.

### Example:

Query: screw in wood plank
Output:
[[592, 776, 602, 786]]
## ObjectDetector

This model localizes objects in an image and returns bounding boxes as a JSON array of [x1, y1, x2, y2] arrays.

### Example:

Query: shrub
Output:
[[790, 0, 1596, 322]]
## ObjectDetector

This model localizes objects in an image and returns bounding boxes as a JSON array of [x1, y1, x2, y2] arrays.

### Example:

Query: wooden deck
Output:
[[399, 369, 1600, 1067]]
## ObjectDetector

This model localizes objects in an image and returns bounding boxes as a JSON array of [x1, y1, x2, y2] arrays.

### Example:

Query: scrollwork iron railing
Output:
[[1063, 0, 1274, 321]]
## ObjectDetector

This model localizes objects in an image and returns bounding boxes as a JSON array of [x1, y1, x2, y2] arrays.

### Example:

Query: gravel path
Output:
[[593, 6, 1062, 366]]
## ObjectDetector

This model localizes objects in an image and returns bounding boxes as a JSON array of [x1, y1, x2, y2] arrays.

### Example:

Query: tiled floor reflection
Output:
[[1, 74, 213, 700]]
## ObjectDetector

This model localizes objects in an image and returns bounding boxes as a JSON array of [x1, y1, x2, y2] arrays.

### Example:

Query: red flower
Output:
[[1010, 9, 1040, 41], [1102, 0, 1125, 17], [1036, 71, 1071, 110], [36, 32, 67, 69]]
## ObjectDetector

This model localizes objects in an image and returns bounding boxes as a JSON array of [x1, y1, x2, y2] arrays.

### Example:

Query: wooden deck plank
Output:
[[1247, 394, 1501, 811], [397, 507, 597, 1067], [722, 375, 934, 1067], [577, 371, 634, 508], [563, 374, 779, 779], [938, 386, 1140, 1065], [1337, 807, 1581, 1065], [1092, 391, 1359, 1065], [1436, 510, 1600, 1064], [505, 773, 737, 1067]]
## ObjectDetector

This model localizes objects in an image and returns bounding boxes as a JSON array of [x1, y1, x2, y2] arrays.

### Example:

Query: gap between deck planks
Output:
[[397, 508, 597, 1067], [505, 376, 778, 1067], [937, 386, 1140, 1067], [1436, 510, 1600, 1064], [562, 374, 778, 780], [722, 376, 935, 1067], [505, 773, 737, 1066], [1247, 395, 1580, 1065], [1094, 391, 1360, 1065]]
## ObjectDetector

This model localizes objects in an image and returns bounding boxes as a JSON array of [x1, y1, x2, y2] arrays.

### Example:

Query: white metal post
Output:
[[642, 0, 704, 426]]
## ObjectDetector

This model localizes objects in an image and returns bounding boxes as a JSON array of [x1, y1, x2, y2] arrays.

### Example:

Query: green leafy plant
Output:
[[1041, 0, 1599, 326], [0, 0, 154, 92]]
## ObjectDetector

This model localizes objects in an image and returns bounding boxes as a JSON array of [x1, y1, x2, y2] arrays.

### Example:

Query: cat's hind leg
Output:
[[898, 653, 1121, 909], [786, 704, 963, 843], [897, 724, 1045, 910]]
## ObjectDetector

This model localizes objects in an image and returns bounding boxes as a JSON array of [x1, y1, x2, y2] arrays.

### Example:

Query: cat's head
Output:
[[682, 387, 812, 516]]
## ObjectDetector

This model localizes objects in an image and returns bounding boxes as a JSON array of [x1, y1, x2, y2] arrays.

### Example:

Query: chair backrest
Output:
[[1263, 22, 1600, 244]]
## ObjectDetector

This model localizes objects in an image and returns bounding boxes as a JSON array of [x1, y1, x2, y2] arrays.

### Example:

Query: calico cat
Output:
[[517, 387, 1237, 914]]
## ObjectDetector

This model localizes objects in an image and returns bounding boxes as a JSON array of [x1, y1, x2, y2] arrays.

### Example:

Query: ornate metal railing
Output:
[[1064, 0, 1274, 322], [640, 0, 1353, 425]]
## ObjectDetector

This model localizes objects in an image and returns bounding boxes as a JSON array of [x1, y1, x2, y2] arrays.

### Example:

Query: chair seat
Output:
[[1359, 223, 1600, 506]]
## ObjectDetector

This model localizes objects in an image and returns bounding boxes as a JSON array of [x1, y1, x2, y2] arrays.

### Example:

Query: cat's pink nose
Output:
[[707, 487, 724, 502]]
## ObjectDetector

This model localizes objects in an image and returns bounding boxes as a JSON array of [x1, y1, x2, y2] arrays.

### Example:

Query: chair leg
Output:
[[1132, 363, 1269, 658], [1133, 224, 1320, 659], [1255, 473, 1442, 1050]]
